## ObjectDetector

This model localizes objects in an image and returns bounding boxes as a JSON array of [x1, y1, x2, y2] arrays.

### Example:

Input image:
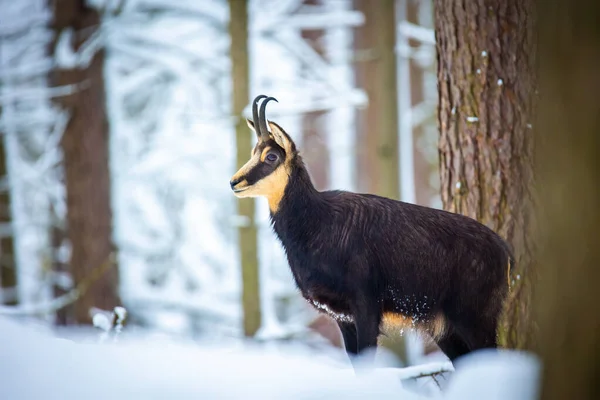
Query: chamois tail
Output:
[[500, 239, 515, 289]]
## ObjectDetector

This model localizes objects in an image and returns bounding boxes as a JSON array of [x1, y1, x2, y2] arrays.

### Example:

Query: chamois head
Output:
[[230, 95, 298, 213]]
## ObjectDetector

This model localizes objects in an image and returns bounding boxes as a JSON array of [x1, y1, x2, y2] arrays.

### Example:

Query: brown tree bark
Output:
[[434, 0, 536, 348], [533, 2, 600, 399], [51, 0, 119, 324]]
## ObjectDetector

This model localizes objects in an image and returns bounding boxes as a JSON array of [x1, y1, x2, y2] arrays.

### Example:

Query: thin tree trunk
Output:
[[228, 0, 261, 337], [0, 135, 17, 305], [407, 1, 428, 207], [533, 2, 600, 399], [300, 0, 329, 191], [434, 0, 536, 348], [51, 0, 119, 324], [354, 0, 399, 200], [353, 0, 377, 195]]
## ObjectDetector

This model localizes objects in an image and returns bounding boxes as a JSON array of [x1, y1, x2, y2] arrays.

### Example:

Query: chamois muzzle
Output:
[[230, 177, 243, 191]]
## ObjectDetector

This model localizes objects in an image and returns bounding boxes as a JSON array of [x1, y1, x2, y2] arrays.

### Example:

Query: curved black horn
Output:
[[258, 96, 278, 137], [252, 95, 268, 135]]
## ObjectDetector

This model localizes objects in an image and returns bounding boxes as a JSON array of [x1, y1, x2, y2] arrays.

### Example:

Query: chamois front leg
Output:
[[337, 321, 358, 356], [351, 297, 381, 367]]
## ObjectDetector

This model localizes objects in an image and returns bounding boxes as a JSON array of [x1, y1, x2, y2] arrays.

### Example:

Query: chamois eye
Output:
[[265, 153, 278, 163]]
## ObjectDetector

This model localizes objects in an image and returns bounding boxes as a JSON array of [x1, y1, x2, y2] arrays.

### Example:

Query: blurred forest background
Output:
[[0, 0, 444, 366], [0, 2, 598, 395]]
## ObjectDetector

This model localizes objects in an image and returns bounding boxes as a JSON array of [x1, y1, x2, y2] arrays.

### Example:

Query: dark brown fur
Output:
[[231, 101, 513, 367], [272, 153, 512, 364]]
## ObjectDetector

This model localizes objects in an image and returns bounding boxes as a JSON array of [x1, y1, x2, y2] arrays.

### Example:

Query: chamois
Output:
[[230, 95, 514, 366]]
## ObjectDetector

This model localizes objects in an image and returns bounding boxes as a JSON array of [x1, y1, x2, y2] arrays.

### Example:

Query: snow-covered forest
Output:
[[0, 0, 440, 347], [1, 0, 599, 399]]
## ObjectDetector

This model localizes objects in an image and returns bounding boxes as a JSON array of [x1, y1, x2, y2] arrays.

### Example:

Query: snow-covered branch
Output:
[[55, 27, 104, 70], [0, 252, 117, 316], [393, 361, 455, 380], [398, 21, 436, 45]]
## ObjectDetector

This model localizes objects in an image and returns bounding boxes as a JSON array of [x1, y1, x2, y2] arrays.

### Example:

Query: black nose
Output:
[[230, 178, 242, 189]]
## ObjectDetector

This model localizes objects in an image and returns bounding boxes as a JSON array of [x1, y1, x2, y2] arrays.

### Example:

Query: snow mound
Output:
[[0, 317, 540, 399]]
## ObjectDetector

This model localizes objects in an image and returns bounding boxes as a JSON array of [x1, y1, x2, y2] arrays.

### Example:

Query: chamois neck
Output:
[[270, 157, 321, 219]]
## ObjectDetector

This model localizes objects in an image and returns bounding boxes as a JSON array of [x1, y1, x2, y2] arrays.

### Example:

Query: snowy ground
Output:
[[0, 316, 541, 400]]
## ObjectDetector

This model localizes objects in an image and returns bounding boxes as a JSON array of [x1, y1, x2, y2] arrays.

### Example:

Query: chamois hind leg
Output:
[[435, 330, 471, 362], [444, 278, 505, 354], [457, 314, 499, 351], [451, 298, 502, 352]]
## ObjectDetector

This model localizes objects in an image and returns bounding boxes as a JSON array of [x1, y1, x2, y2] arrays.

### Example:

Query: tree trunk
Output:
[[434, 0, 536, 348], [228, 0, 261, 337], [533, 2, 600, 399], [0, 136, 17, 305], [300, 0, 329, 191], [353, 0, 399, 200], [407, 1, 428, 207], [51, 0, 119, 324]]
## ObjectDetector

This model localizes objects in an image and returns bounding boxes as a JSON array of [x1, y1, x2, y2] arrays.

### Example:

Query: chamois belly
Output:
[[301, 279, 354, 323], [308, 297, 354, 323], [381, 288, 447, 339]]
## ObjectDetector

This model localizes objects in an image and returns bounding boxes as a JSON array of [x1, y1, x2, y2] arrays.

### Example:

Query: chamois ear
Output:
[[246, 118, 260, 139], [268, 121, 294, 155]]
